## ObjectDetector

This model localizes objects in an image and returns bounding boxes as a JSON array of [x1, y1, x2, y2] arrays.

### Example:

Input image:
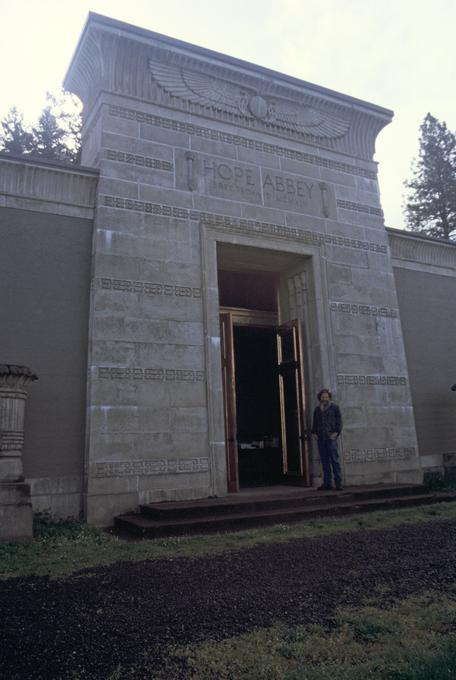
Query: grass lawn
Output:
[[3, 502, 456, 678], [160, 590, 456, 679], [1, 501, 456, 580]]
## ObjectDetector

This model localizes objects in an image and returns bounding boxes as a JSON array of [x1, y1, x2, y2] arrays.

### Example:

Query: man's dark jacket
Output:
[[311, 403, 343, 440]]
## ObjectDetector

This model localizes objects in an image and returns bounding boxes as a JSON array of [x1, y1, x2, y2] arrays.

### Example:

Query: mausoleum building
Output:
[[1, 14, 455, 529]]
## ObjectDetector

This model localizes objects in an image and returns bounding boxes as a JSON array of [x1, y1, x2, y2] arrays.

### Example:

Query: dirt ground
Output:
[[1, 519, 456, 679]]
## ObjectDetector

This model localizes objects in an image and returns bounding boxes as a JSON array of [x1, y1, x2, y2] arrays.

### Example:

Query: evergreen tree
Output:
[[0, 107, 34, 155], [0, 91, 81, 164], [30, 92, 81, 164], [404, 113, 456, 240]]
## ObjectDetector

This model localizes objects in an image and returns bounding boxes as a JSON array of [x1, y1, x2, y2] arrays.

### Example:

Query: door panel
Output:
[[220, 312, 239, 492], [277, 320, 309, 483]]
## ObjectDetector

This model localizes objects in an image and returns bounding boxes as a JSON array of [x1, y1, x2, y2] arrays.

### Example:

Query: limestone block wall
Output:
[[0, 155, 97, 518], [80, 103, 212, 524], [64, 14, 422, 524]]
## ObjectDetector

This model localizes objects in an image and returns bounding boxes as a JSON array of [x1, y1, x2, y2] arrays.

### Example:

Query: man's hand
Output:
[[329, 433, 338, 440]]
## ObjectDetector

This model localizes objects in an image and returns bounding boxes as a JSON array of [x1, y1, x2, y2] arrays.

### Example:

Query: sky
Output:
[[1, 0, 455, 230]]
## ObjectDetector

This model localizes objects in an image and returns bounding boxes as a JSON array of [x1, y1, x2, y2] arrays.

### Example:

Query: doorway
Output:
[[219, 268, 310, 492]]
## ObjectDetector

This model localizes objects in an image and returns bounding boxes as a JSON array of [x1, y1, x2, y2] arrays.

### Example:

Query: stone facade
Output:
[[0, 13, 455, 528]]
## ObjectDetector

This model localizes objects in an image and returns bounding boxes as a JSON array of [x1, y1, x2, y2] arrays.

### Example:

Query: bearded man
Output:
[[311, 388, 343, 491]]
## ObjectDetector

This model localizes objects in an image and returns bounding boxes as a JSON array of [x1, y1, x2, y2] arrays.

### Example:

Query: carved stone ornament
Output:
[[0, 364, 37, 541], [0, 364, 38, 388], [149, 61, 351, 140]]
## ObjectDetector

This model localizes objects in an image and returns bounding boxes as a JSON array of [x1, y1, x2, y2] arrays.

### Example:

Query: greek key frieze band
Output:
[[108, 105, 377, 179], [93, 457, 210, 478], [95, 277, 201, 299], [101, 195, 388, 254], [345, 447, 416, 463], [336, 199, 383, 217], [96, 367, 205, 382], [105, 149, 173, 171], [337, 374, 407, 386], [330, 302, 398, 318]]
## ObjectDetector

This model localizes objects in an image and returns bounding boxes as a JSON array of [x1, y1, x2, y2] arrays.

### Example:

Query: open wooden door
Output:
[[277, 320, 310, 484], [220, 312, 239, 492]]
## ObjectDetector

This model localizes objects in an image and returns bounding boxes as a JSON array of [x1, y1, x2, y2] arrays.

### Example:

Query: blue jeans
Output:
[[318, 438, 342, 487]]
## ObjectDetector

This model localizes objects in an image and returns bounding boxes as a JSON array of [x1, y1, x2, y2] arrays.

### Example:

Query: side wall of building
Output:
[[389, 230, 456, 472], [0, 155, 97, 517]]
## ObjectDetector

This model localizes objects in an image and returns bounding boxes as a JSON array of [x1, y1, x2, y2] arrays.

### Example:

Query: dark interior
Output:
[[233, 325, 283, 486], [218, 270, 278, 311]]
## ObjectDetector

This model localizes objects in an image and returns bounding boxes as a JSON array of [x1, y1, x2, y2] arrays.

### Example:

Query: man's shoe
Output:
[[335, 485, 344, 491], [318, 484, 333, 490]]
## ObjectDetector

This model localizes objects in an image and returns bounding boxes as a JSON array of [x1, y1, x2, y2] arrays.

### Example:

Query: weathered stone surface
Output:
[[59, 13, 424, 524]]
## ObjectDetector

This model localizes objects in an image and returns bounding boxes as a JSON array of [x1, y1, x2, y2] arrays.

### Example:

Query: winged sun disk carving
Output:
[[149, 60, 350, 139]]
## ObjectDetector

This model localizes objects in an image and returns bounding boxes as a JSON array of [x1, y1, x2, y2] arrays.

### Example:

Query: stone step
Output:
[[139, 484, 427, 521], [114, 490, 456, 539]]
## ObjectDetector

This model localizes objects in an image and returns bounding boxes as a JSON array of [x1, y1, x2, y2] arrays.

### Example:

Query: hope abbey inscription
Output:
[[262, 170, 334, 217], [201, 156, 261, 203], [176, 151, 335, 217]]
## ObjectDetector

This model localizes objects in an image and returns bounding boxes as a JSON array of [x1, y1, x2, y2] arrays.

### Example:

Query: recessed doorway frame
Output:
[[200, 223, 334, 498]]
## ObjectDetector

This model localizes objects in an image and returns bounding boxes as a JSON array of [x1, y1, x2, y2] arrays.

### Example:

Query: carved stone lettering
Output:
[[262, 170, 335, 217], [202, 159, 261, 202], [176, 151, 262, 203]]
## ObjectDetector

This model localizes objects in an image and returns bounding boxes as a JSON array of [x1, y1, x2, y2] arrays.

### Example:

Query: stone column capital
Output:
[[0, 365, 38, 389]]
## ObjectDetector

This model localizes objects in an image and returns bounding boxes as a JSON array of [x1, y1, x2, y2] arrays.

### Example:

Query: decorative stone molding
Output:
[[388, 228, 456, 272], [64, 13, 392, 160], [148, 60, 351, 140], [345, 447, 416, 463], [0, 153, 98, 219], [93, 457, 210, 478], [336, 374, 407, 386], [96, 366, 205, 382], [0, 364, 38, 389], [330, 302, 398, 318], [101, 194, 388, 254], [105, 149, 173, 171], [107, 105, 378, 179], [95, 277, 202, 299], [0, 365, 38, 541], [336, 199, 383, 217]]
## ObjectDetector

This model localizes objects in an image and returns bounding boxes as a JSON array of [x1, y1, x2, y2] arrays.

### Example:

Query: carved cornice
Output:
[[65, 14, 393, 160], [388, 228, 456, 273], [0, 154, 98, 218]]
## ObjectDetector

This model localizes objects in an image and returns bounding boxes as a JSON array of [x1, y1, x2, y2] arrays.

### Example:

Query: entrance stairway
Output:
[[114, 484, 456, 539]]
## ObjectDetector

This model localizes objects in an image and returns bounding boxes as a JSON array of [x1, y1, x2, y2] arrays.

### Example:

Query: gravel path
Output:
[[1, 519, 456, 679]]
